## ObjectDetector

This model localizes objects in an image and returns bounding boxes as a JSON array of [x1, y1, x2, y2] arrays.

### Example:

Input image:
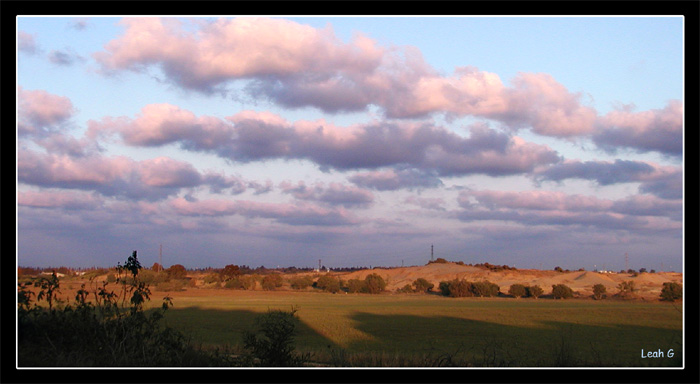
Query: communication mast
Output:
[[625, 253, 629, 271], [159, 244, 163, 272], [431, 244, 434, 262]]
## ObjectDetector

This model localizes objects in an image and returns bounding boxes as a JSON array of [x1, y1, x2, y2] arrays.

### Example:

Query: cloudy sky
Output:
[[16, 16, 684, 271]]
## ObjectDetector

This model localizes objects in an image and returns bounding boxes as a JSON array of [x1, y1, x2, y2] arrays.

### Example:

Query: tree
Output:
[[364, 273, 387, 294], [412, 278, 434, 293], [346, 279, 365, 293], [552, 284, 574, 299], [473, 281, 499, 297], [261, 274, 283, 291], [660, 282, 682, 302], [151, 262, 163, 272], [527, 285, 543, 299], [439, 279, 474, 298], [508, 284, 527, 298], [221, 264, 241, 281], [592, 284, 607, 300], [166, 264, 187, 280], [289, 275, 313, 290], [554, 266, 564, 272], [316, 274, 341, 293], [617, 281, 636, 299]]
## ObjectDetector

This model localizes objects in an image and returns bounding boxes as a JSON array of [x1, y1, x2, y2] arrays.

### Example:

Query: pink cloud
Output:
[[18, 190, 102, 210], [18, 87, 75, 134], [169, 197, 360, 226], [493, 72, 597, 136], [91, 17, 609, 140], [90, 104, 561, 177], [94, 17, 384, 92], [594, 100, 682, 156]]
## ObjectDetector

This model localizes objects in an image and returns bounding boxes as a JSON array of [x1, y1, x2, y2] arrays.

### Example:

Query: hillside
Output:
[[330, 262, 683, 300]]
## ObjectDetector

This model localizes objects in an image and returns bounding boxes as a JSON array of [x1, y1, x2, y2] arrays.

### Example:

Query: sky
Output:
[[16, 15, 684, 271]]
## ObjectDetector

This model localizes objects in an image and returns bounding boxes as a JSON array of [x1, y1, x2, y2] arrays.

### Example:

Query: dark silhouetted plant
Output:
[[242, 307, 308, 367], [660, 282, 682, 301]]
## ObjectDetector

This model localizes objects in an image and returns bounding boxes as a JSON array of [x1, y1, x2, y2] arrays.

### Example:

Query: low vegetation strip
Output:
[[17, 253, 683, 368]]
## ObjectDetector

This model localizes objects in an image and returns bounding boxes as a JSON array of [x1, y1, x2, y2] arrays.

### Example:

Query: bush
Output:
[[508, 284, 527, 298], [202, 273, 222, 286], [660, 282, 682, 301], [439, 279, 474, 298], [592, 284, 607, 300], [346, 279, 365, 293], [412, 278, 434, 293], [224, 276, 256, 290], [315, 274, 341, 293], [220, 264, 241, 281], [551, 284, 573, 299], [261, 274, 284, 291], [472, 281, 499, 297], [17, 251, 229, 367], [242, 308, 308, 367], [166, 264, 187, 280], [527, 285, 543, 299], [397, 284, 414, 293], [617, 281, 637, 299], [363, 273, 386, 294], [289, 275, 314, 290]]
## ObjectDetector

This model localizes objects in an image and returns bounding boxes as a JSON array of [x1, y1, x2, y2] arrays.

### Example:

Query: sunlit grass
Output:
[[145, 289, 682, 366]]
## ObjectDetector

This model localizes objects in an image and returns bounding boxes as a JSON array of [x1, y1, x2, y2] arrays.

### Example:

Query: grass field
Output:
[[142, 289, 683, 367]]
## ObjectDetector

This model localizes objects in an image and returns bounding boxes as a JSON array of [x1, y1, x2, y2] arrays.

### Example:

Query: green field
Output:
[[148, 290, 683, 367]]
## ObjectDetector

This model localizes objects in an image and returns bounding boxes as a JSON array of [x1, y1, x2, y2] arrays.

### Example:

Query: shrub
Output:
[[617, 281, 637, 298], [17, 251, 228, 367], [346, 279, 365, 293], [289, 275, 314, 290], [554, 266, 564, 272], [412, 278, 434, 293], [473, 281, 499, 297], [552, 284, 574, 299], [397, 284, 414, 293], [224, 275, 256, 290], [316, 274, 341, 293], [592, 284, 607, 300], [166, 264, 187, 280], [220, 264, 241, 281], [439, 279, 474, 298], [242, 308, 308, 367], [527, 285, 543, 299], [363, 273, 386, 294], [660, 282, 682, 301], [261, 274, 284, 291], [202, 273, 222, 285], [508, 284, 527, 298]]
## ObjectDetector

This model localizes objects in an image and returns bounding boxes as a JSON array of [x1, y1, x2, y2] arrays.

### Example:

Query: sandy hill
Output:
[[331, 263, 683, 300]]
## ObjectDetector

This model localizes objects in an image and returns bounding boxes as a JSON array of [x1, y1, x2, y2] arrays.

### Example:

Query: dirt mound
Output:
[[330, 263, 681, 300]]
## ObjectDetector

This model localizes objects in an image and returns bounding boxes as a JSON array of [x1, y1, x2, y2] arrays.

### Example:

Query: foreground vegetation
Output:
[[17, 253, 683, 367]]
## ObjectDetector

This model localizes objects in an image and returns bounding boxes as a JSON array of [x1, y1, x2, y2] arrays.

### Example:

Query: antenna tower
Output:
[[159, 244, 163, 272], [431, 244, 434, 261], [625, 252, 629, 271]]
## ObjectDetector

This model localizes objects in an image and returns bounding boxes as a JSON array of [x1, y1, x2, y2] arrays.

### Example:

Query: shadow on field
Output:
[[157, 307, 682, 367], [344, 312, 683, 367], [157, 306, 341, 351]]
